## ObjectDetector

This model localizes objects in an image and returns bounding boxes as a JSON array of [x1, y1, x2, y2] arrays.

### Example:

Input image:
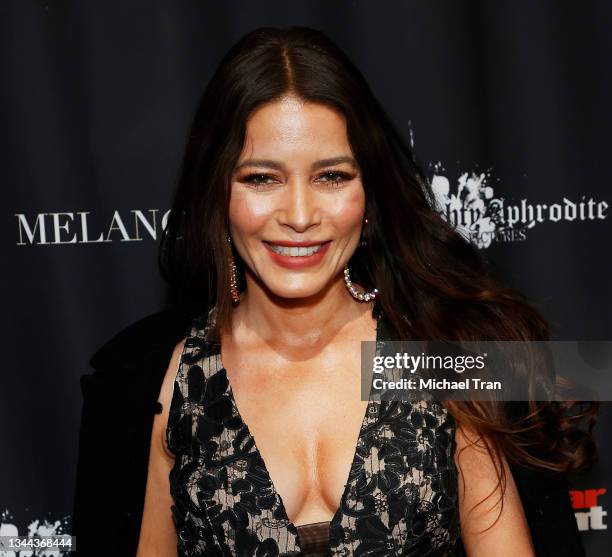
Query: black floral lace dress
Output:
[[166, 305, 461, 556]]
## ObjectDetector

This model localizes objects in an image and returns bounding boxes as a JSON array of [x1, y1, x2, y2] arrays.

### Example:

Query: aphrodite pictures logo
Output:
[[429, 164, 609, 249]]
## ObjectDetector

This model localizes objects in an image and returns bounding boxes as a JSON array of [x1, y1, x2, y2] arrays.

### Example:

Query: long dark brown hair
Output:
[[159, 26, 598, 527]]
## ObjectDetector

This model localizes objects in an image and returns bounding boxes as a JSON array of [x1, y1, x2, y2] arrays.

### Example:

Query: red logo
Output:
[[570, 488, 607, 531]]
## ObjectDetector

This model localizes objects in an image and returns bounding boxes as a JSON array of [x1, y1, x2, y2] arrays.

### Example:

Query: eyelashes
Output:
[[240, 170, 354, 188]]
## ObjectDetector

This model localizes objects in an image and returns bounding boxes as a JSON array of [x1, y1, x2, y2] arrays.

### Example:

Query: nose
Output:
[[278, 177, 321, 233]]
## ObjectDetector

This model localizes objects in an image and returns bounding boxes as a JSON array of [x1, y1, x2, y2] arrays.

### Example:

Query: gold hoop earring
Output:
[[227, 233, 241, 304]]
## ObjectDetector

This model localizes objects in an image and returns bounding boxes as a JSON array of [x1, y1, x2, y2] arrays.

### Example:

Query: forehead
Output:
[[239, 96, 352, 159]]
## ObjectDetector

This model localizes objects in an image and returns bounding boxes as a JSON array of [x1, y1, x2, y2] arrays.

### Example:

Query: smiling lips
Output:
[[263, 240, 331, 269]]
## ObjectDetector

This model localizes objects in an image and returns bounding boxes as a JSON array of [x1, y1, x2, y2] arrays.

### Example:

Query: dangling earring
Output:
[[227, 233, 241, 304], [359, 217, 369, 248], [344, 217, 379, 302]]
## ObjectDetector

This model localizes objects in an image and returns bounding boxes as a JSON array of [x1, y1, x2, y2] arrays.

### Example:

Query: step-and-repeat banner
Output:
[[6, 1, 611, 555]]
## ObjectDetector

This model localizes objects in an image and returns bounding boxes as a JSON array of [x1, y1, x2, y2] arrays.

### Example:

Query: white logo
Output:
[[429, 164, 608, 249], [15, 210, 171, 246], [0, 508, 72, 556]]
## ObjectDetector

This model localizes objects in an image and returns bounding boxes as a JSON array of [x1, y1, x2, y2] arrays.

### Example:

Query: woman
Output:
[[136, 26, 597, 556]]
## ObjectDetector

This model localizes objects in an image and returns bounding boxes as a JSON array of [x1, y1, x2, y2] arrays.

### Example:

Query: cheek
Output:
[[228, 189, 274, 235], [326, 188, 366, 231]]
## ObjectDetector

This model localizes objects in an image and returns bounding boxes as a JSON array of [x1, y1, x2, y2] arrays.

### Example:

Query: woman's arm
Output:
[[455, 425, 535, 557], [136, 338, 186, 557]]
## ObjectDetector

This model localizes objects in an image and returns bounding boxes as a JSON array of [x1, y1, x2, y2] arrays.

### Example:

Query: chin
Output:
[[265, 282, 327, 301]]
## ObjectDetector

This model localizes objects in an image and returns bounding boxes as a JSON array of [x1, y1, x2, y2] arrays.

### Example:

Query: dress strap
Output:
[[165, 305, 218, 457]]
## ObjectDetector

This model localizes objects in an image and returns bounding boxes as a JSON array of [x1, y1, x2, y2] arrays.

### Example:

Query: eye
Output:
[[240, 170, 354, 188], [242, 173, 277, 186], [317, 171, 352, 187]]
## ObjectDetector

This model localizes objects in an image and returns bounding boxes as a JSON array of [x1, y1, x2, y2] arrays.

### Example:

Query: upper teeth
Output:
[[268, 243, 324, 256]]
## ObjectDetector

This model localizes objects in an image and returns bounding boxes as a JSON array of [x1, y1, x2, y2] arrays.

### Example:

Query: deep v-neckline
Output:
[[213, 308, 383, 538]]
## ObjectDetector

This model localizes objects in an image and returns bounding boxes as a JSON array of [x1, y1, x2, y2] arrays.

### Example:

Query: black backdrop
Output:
[[5, 1, 611, 555]]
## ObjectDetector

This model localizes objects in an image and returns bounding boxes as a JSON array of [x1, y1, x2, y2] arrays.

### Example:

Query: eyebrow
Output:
[[233, 156, 358, 172]]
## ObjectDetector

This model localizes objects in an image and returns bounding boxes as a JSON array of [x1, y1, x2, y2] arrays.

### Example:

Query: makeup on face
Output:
[[228, 98, 366, 296]]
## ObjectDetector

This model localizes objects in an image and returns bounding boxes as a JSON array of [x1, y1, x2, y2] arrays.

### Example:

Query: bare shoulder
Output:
[[136, 337, 187, 556], [156, 337, 189, 459]]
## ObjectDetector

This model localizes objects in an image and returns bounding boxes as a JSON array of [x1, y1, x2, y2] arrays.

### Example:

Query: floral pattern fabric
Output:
[[166, 306, 461, 556]]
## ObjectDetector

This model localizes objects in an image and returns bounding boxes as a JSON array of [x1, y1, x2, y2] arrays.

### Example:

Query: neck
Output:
[[230, 276, 375, 352]]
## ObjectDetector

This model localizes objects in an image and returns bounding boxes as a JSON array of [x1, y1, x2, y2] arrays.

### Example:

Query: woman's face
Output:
[[229, 95, 365, 301]]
